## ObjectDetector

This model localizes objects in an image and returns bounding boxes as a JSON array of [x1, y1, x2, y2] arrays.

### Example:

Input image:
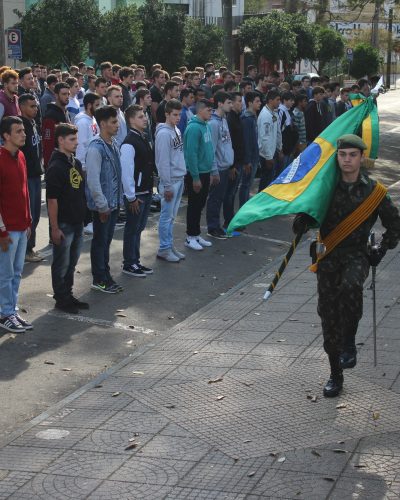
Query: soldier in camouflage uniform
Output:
[[294, 134, 400, 397]]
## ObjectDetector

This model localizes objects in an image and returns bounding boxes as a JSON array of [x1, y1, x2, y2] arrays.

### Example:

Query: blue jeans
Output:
[[0, 231, 27, 317], [27, 176, 42, 252], [91, 209, 118, 284], [239, 162, 258, 207], [206, 169, 230, 232], [51, 222, 83, 302], [123, 193, 152, 267], [158, 179, 184, 251], [223, 167, 242, 228]]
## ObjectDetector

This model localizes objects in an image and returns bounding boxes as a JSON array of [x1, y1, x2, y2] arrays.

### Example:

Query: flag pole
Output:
[[263, 231, 304, 301]]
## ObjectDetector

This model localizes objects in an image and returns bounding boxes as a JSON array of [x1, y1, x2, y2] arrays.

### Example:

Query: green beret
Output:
[[337, 134, 367, 151]]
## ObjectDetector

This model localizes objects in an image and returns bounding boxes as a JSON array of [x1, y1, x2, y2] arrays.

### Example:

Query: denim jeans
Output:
[[239, 162, 258, 207], [0, 230, 27, 317], [206, 169, 230, 232], [51, 222, 83, 302], [91, 209, 118, 284], [223, 167, 242, 228], [158, 179, 184, 251], [123, 193, 152, 267], [27, 176, 42, 252]]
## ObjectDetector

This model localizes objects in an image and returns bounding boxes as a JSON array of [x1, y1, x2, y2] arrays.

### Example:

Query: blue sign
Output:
[[7, 29, 22, 60], [346, 47, 353, 62]]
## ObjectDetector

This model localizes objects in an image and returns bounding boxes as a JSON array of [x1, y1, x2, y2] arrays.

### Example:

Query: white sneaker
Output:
[[185, 237, 203, 251], [84, 223, 93, 235], [197, 235, 212, 247], [157, 249, 180, 262], [172, 247, 186, 259]]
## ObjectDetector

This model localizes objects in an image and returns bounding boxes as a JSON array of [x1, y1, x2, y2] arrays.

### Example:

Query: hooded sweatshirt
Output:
[[20, 116, 43, 178], [155, 123, 186, 190], [241, 109, 259, 165], [75, 112, 99, 169], [42, 103, 71, 168], [183, 115, 214, 181], [209, 111, 234, 172]]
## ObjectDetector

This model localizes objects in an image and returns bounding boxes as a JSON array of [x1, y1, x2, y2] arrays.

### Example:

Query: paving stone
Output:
[[0, 471, 34, 498], [135, 350, 194, 365], [159, 423, 194, 437], [67, 390, 133, 410], [249, 343, 306, 358], [217, 330, 271, 343], [199, 341, 257, 355], [139, 434, 211, 460], [165, 486, 248, 499], [72, 429, 154, 454], [161, 364, 229, 383], [99, 410, 169, 434], [44, 450, 129, 479], [357, 431, 400, 456], [114, 362, 176, 379], [0, 446, 63, 472], [122, 399, 157, 413], [87, 481, 173, 500], [341, 452, 400, 481], [7, 473, 101, 499], [9, 427, 92, 450], [109, 456, 195, 485], [39, 408, 117, 429], [229, 320, 282, 332], [330, 477, 400, 500]]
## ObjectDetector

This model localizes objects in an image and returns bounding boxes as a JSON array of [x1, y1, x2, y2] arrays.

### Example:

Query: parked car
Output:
[[293, 73, 320, 81]]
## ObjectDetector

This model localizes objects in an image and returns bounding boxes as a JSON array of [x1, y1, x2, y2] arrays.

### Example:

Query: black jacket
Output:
[[227, 110, 245, 167], [46, 150, 86, 225], [20, 117, 43, 178], [122, 129, 154, 194], [18, 86, 42, 131], [119, 82, 132, 112]]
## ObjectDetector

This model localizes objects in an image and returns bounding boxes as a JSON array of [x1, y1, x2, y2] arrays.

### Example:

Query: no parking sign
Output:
[[7, 29, 22, 60]]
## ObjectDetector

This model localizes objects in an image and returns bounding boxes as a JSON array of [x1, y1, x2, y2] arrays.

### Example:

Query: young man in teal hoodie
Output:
[[183, 99, 216, 251]]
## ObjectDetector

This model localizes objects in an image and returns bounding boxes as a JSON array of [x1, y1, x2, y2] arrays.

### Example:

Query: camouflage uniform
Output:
[[317, 170, 400, 357]]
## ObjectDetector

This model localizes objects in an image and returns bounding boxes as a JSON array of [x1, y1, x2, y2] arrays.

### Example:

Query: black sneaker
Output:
[[0, 315, 26, 333], [55, 298, 80, 314], [108, 281, 124, 292], [122, 264, 146, 278], [138, 263, 153, 275], [91, 282, 119, 294], [207, 228, 228, 240], [14, 314, 33, 330], [70, 296, 90, 310]]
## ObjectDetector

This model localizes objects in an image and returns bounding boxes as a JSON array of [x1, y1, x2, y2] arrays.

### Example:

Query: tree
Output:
[[138, 0, 186, 73], [14, 0, 100, 66], [316, 26, 345, 71], [184, 18, 226, 69], [350, 42, 380, 78], [289, 13, 319, 62], [94, 5, 143, 66], [239, 11, 297, 66]]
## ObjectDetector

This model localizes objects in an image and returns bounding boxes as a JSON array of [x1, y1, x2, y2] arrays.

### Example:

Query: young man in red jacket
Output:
[[0, 116, 32, 333]]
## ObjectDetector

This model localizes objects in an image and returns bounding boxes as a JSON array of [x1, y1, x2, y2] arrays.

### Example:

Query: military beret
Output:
[[337, 134, 367, 151]]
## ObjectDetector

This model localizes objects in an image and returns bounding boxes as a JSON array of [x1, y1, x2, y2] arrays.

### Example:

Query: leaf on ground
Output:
[[112, 392, 121, 397], [277, 456, 286, 463], [216, 395, 225, 401], [193, 351, 199, 354], [168, 316, 175, 320], [243, 439, 252, 443], [311, 450, 321, 457], [116, 309, 125, 312], [241, 381, 254, 387], [254, 312, 261, 316], [149, 294, 155, 297], [116, 313, 127, 318], [332, 449, 347, 454], [44, 360, 55, 365], [208, 377, 223, 384], [336, 403, 347, 409], [128, 437, 137, 442], [125, 443, 138, 450], [20, 308, 27, 313], [94, 384, 103, 388], [372, 411, 380, 421], [354, 464, 366, 468], [269, 452, 277, 457], [126, 340, 133, 345], [129, 325, 135, 329], [62, 368, 72, 372], [46, 294, 53, 298], [276, 339, 286, 343], [132, 371, 144, 375], [247, 471, 256, 477], [323, 477, 335, 482], [306, 394, 317, 402], [165, 404, 175, 409], [289, 319, 298, 322]]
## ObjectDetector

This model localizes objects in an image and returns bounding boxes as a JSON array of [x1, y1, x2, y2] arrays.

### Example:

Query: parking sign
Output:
[[7, 29, 22, 60], [346, 47, 354, 62]]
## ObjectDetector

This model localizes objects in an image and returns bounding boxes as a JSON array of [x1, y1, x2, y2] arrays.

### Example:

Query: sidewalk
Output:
[[0, 231, 399, 499]]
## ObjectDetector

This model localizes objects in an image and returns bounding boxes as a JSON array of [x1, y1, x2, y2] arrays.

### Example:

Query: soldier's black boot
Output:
[[323, 355, 343, 398], [340, 333, 357, 369]]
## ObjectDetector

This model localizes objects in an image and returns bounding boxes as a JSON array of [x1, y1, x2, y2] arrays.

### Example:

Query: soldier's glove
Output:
[[292, 213, 316, 236], [368, 246, 386, 267]]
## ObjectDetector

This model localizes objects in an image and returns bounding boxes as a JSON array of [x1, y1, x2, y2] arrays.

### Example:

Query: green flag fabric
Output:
[[227, 96, 378, 233]]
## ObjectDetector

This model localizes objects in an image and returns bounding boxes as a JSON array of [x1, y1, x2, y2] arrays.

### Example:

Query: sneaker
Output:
[[107, 279, 124, 292], [157, 249, 180, 263], [185, 237, 203, 251], [70, 296, 90, 310], [138, 264, 154, 274], [122, 264, 147, 278], [55, 300, 80, 314], [207, 228, 228, 240], [0, 315, 25, 333], [14, 314, 33, 330], [25, 250, 43, 263], [197, 235, 212, 247], [172, 247, 186, 260], [91, 282, 120, 293], [84, 222, 93, 235], [223, 227, 241, 238]]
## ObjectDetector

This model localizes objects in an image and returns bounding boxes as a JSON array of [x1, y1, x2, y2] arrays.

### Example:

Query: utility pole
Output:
[[386, 7, 393, 88], [0, 0, 5, 66], [222, 0, 233, 69], [371, 0, 381, 49]]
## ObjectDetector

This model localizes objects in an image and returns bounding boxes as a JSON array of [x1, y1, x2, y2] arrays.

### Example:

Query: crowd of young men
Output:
[[0, 60, 371, 332]]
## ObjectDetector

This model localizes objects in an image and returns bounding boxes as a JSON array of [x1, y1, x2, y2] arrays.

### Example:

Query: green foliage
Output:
[[289, 14, 319, 61], [95, 5, 143, 66], [244, 0, 267, 13], [14, 0, 100, 66], [184, 18, 226, 69], [350, 42, 380, 78], [138, 0, 186, 73], [239, 11, 297, 65], [316, 26, 345, 71]]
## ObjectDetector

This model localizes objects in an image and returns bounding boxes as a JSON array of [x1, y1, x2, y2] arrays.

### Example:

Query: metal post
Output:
[[386, 8, 393, 89], [371, 0, 380, 49], [370, 233, 378, 367], [222, 0, 233, 69]]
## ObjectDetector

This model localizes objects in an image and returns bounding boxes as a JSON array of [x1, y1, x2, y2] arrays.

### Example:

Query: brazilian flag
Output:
[[228, 96, 378, 232]]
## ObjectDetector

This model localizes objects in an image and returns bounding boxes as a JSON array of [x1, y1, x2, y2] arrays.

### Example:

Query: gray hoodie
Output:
[[209, 111, 234, 172], [155, 123, 186, 190]]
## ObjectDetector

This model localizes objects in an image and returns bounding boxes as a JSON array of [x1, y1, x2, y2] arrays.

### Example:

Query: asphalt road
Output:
[[0, 89, 399, 439]]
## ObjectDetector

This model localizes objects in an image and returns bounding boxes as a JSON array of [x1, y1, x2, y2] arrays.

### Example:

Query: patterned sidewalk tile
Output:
[[0, 471, 34, 498], [9, 427, 92, 450], [72, 429, 154, 454], [0, 446, 63, 472], [87, 481, 172, 499]]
